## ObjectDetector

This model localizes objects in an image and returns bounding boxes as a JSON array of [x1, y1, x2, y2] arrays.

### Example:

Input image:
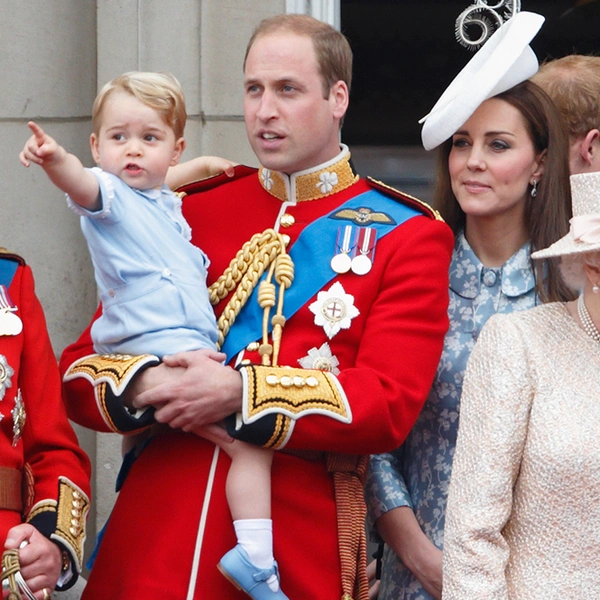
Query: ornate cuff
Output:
[[63, 353, 160, 433], [233, 364, 352, 449]]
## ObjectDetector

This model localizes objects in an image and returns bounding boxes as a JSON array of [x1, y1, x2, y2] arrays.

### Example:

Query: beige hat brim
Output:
[[531, 233, 600, 259], [421, 11, 545, 151]]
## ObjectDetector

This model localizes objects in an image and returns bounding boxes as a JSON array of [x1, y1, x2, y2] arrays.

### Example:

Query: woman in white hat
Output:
[[367, 12, 574, 600], [442, 171, 600, 598]]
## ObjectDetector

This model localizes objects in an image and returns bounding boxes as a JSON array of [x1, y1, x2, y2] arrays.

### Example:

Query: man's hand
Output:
[[5, 524, 62, 599], [132, 348, 243, 433], [19, 121, 65, 168]]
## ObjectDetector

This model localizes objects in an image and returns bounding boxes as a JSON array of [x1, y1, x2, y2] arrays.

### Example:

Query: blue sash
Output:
[[0, 258, 18, 288], [222, 189, 420, 360]]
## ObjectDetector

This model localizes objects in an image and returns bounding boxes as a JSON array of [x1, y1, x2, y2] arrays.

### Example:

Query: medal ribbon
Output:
[[221, 189, 420, 360], [0, 286, 16, 312]]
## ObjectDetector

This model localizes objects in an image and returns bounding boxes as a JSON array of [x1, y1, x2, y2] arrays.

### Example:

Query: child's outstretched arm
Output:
[[166, 156, 236, 190], [20, 121, 100, 211]]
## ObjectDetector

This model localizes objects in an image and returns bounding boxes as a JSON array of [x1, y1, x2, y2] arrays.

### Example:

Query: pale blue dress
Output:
[[365, 231, 537, 600]]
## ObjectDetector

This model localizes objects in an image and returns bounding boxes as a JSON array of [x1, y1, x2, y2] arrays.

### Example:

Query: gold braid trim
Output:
[[1, 549, 22, 600], [208, 228, 293, 356], [53, 478, 89, 571], [240, 365, 351, 424]]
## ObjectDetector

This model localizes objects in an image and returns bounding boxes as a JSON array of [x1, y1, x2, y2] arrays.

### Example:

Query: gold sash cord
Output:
[[207, 229, 293, 358], [327, 453, 369, 600]]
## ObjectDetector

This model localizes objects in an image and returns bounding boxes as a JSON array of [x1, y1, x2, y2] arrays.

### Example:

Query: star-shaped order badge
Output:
[[298, 342, 341, 375], [0, 355, 14, 401], [309, 281, 359, 339]]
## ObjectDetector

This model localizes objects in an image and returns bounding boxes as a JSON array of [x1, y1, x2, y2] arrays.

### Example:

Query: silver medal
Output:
[[330, 225, 354, 274], [351, 254, 372, 275], [0, 311, 22, 336]]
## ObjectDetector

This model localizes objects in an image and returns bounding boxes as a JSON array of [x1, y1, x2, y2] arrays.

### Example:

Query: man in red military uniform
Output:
[[0, 250, 90, 599], [60, 14, 452, 600]]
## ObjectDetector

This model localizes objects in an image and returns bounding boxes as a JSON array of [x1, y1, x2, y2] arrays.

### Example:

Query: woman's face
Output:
[[448, 97, 545, 223]]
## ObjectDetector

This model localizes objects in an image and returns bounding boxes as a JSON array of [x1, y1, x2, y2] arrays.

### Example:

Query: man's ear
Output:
[[580, 129, 600, 166], [330, 80, 349, 121], [171, 137, 186, 166]]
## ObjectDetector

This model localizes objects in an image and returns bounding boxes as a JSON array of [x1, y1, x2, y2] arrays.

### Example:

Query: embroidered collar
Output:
[[258, 144, 359, 203], [450, 231, 535, 299]]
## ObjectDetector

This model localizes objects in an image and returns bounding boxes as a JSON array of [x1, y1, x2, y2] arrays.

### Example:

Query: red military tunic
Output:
[[61, 148, 453, 599], [0, 252, 90, 588]]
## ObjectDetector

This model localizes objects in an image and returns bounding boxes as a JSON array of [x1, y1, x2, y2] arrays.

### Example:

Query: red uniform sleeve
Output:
[[14, 265, 91, 579]]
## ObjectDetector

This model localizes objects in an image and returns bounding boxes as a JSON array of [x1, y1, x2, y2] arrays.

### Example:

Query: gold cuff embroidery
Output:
[[53, 478, 89, 572], [240, 365, 352, 424], [63, 353, 159, 397]]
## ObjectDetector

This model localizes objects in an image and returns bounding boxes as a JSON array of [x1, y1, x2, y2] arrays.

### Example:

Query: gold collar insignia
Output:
[[258, 146, 358, 203]]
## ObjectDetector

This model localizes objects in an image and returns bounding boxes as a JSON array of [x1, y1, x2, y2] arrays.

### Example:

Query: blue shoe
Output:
[[218, 545, 289, 599]]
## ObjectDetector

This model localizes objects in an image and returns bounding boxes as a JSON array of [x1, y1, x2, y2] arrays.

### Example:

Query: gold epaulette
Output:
[[175, 164, 257, 198], [366, 177, 444, 221]]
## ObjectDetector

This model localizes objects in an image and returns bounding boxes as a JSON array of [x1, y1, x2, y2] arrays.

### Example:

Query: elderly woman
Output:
[[442, 170, 600, 598]]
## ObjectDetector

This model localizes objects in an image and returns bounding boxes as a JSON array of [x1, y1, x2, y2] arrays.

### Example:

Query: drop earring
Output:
[[593, 283, 600, 294], [530, 180, 538, 198]]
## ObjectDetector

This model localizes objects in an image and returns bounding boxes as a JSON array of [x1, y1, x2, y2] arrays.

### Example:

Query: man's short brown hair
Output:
[[533, 55, 600, 138], [244, 14, 353, 99]]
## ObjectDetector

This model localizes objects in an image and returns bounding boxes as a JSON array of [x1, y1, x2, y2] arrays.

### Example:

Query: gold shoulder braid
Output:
[[208, 228, 293, 359]]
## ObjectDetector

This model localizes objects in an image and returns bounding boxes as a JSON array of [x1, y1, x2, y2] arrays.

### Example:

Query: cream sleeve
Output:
[[442, 313, 534, 600]]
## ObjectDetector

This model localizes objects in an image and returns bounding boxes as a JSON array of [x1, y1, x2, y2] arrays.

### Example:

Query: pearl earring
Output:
[[530, 180, 538, 198], [594, 283, 600, 294]]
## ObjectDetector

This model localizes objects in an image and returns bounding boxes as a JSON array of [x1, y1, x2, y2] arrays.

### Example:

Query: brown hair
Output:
[[244, 14, 352, 98], [533, 55, 600, 138], [434, 80, 574, 303], [92, 71, 187, 139]]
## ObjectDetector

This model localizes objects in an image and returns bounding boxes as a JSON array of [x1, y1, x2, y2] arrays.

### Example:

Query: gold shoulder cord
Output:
[[208, 228, 294, 364]]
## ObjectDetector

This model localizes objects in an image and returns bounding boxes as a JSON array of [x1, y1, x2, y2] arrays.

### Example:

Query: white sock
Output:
[[234, 519, 279, 592]]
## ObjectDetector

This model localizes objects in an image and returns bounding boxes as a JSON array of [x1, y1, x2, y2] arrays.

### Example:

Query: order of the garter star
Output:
[[298, 342, 341, 375], [309, 281, 359, 339]]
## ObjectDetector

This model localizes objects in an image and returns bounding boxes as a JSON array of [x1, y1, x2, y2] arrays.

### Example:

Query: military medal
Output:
[[0, 286, 22, 336], [351, 227, 377, 275], [0, 355, 14, 401], [309, 281, 360, 339], [330, 225, 354, 274]]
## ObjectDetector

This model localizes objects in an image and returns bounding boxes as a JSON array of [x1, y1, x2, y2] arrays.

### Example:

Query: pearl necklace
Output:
[[577, 294, 600, 344]]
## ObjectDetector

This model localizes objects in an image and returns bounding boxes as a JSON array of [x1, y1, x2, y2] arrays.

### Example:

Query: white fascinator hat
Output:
[[532, 172, 600, 259], [420, 11, 545, 151]]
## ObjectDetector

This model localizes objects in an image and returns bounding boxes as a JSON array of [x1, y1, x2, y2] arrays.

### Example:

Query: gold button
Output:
[[246, 342, 260, 352], [306, 376, 319, 387], [280, 213, 295, 228], [69, 527, 78, 536]]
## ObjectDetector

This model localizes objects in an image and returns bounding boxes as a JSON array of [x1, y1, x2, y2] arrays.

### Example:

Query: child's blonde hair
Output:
[[92, 71, 187, 138]]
